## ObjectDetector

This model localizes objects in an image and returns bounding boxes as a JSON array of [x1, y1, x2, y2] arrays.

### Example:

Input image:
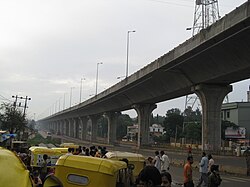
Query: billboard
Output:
[[225, 127, 246, 139]]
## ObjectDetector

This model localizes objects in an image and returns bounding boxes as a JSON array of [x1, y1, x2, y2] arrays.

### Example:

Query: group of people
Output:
[[136, 150, 171, 187], [136, 150, 222, 187], [65, 145, 108, 158], [184, 152, 222, 187]]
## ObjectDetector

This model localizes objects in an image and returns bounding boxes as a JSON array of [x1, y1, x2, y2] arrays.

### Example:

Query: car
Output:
[[234, 146, 250, 156], [243, 147, 250, 156]]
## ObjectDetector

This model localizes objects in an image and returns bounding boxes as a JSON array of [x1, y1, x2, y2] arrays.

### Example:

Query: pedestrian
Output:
[[32, 170, 43, 187], [208, 165, 222, 187], [245, 148, 250, 176], [197, 152, 209, 187], [161, 172, 172, 187], [208, 154, 214, 175], [160, 150, 170, 172], [187, 145, 192, 157], [147, 157, 154, 166], [137, 165, 162, 187], [153, 151, 161, 172], [183, 156, 194, 187], [40, 154, 48, 182], [65, 148, 73, 155]]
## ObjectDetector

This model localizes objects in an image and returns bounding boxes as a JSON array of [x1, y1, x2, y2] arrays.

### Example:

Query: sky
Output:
[[0, 0, 248, 120]]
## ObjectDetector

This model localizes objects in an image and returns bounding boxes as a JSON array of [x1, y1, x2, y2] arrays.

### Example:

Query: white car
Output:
[[235, 146, 250, 155]]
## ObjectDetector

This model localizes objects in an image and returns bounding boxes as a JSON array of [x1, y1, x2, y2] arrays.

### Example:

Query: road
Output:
[[170, 165, 250, 187], [50, 134, 248, 175]]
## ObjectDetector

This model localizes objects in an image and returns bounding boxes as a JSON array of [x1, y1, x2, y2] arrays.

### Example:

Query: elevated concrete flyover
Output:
[[40, 1, 250, 152]]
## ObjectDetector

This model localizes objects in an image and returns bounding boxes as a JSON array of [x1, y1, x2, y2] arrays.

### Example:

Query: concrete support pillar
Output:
[[74, 118, 80, 139], [65, 119, 70, 136], [68, 118, 75, 138], [104, 112, 120, 145], [79, 117, 88, 140], [133, 104, 157, 148], [56, 121, 59, 134], [89, 115, 99, 142], [192, 84, 232, 153], [62, 120, 66, 135]]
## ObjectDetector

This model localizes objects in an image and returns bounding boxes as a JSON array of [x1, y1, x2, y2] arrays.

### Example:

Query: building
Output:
[[221, 102, 250, 139], [149, 124, 165, 137]]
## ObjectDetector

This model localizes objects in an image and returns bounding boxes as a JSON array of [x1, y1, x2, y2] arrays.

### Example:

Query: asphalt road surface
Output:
[[169, 165, 250, 187]]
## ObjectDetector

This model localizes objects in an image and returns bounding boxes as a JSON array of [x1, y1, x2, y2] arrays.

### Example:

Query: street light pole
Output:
[[63, 93, 67, 110], [69, 87, 75, 107], [80, 77, 85, 103], [95, 62, 103, 95], [126, 30, 136, 78]]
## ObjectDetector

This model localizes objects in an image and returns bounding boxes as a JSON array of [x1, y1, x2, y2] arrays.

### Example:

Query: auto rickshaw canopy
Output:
[[0, 147, 33, 187], [57, 155, 127, 176]]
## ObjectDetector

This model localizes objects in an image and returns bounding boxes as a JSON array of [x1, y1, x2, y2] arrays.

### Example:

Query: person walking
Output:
[[197, 152, 209, 187], [160, 150, 170, 172], [161, 171, 172, 187], [208, 154, 215, 175], [137, 165, 162, 187], [153, 151, 161, 172], [208, 165, 222, 187], [183, 156, 194, 187]]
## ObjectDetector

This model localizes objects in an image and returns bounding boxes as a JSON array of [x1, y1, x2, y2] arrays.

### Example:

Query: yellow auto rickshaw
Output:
[[44, 155, 128, 187], [0, 147, 33, 187], [59, 143, 79, 154], [105, 151, 146, 179], [51, 147, 68, 154], [29, 146, 62, 170]]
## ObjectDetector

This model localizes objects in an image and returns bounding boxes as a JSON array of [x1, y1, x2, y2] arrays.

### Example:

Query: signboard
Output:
[[225, 127, 246, 139]]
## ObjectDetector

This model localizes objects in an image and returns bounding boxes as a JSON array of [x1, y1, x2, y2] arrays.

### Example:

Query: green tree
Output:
[[163, 108, 184, 142], [0, 103, 26, 139], [116, 114, 133, 139], [184, 122, 202, 144]]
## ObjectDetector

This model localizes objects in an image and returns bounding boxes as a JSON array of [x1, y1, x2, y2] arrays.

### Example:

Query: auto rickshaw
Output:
[[105, 151, 146, 179], [59, 143, 79, 154], [0, 147, 33, 187], [44, 155, 128, 187], [51, 147, 68, 154], [29, 146, 62, 170]]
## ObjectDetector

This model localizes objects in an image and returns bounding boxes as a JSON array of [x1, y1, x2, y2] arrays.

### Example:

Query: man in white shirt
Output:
[[160, 150, 170, 172], [197, 152, 208, 187], [153, 151, 161, 172]]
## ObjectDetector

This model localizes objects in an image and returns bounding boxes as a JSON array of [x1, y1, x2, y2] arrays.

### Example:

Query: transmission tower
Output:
[[191, 0, 220, 36], [184, 0, 220, 114]]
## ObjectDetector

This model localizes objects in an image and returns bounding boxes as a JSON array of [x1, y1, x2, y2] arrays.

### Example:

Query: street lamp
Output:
[[63, 93, 67, 110], [95, 62, 103, 95], [126, 30, 136, 78], [80, 77, 86, 103], [69, 87, 75, 107]]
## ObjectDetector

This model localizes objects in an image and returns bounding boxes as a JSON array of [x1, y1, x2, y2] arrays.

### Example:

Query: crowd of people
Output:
[[136, 149, 222, 187], [13, 144, 223, 187]]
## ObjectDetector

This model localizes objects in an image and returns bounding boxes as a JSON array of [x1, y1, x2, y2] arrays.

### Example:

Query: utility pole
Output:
[[188, 0, 220, 36], [12, 95, 31, 116]]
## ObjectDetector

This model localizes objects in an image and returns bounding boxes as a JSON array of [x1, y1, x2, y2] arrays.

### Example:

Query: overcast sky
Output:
[[0, 0, 248, 120]]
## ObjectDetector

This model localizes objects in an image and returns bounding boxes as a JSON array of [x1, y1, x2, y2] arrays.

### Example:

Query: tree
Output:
[[163, 108, 184, 142], [184, 122, 202, 144], [116, 114, 133, 139], [0, 103, 26, 139]]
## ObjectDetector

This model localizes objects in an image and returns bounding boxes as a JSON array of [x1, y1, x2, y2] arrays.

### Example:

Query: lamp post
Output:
[[69, 87, 75, 107], [126, 30, 136, 78], [95, 62, 103, 95], [80, 77, 85, 103], [63, 93, 67, 110]]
